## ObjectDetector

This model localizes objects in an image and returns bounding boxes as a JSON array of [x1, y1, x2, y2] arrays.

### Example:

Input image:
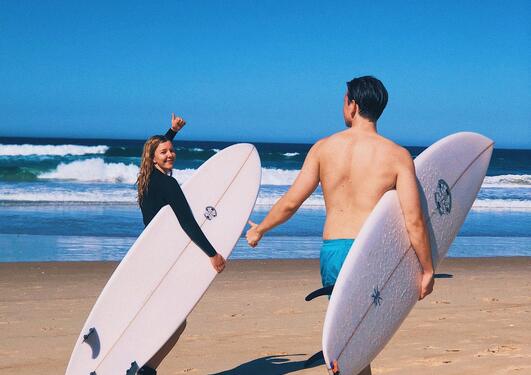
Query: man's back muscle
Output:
[[318, 130, 407, 239]]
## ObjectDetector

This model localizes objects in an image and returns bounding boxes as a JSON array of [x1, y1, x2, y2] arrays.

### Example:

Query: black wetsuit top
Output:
[[139, 129, 217, 257]]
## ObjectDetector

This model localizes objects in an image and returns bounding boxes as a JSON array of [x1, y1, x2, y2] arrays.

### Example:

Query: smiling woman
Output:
[[134, 114, 226, 374]]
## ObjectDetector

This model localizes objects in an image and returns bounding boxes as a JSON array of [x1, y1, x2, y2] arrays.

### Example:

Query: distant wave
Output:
[[35, 159, 203, 184], [283, 152, 300, 157], [39, 158, 139, 183], [34, 158, 300, 185], [0, 185, 136, 203], [0, 144, 109, 156], [471, 199, 531, 210], [483, 174, 531, 188], [29, 162, 531, 191], [1, 185, 529, 211]]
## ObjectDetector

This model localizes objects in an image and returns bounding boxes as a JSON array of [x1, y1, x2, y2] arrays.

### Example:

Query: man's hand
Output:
[[171, 113, 186, 132], [419, 271, 434, 300], [246, 220, 263, 247], [210, 253, 226, 273]]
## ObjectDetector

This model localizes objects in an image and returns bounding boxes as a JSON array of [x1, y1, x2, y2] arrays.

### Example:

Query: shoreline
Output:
[[1, 258, 530, 374], [2, 255, 531, 264]]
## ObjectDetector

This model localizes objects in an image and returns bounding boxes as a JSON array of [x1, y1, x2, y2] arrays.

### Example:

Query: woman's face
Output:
[[153, 141, 175, 173]]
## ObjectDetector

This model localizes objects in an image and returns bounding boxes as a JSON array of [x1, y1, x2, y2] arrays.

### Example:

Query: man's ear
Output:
[[350, 100, 358, 118]]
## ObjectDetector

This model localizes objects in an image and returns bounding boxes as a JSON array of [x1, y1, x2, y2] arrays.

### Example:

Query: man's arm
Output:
[[395, 148, 434, 300], [246, 141, 322, 247]]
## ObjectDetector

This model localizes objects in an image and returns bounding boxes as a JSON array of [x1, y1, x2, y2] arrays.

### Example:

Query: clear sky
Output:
[[1, 1, 530, 148]]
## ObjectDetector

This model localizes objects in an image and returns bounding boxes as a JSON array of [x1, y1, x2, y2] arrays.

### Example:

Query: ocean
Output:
[[0, 136, 530, 262]]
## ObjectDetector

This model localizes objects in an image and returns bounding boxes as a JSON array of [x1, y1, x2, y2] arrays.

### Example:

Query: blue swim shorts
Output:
[[320, 239, 355, 288]]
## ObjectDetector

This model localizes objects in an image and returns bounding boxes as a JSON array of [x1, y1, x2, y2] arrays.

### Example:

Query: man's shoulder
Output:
[[313, 131, 349, 148], [376, 135, 409, 155], [308, 136, 331, 152]]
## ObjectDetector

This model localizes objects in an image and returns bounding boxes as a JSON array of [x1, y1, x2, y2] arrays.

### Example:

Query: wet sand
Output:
[[0, 258, 530, 374]]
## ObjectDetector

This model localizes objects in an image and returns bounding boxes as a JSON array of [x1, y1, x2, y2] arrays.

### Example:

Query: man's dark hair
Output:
[[346, 76, 388, 122]]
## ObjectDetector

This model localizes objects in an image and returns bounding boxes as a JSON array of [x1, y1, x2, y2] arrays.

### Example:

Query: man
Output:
[[246, 76, 434, 375]]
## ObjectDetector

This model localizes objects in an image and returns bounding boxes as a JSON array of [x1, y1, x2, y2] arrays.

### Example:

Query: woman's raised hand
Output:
[[171, 113, 186, 132]]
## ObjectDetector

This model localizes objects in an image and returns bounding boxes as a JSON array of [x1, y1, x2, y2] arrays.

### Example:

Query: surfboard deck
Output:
[[322, 132, 493, 374], [66, 143, 261, 375]]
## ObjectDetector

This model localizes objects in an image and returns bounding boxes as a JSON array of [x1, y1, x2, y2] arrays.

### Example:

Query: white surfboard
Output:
[[66, 143, 261, 375], [322, 132, 493, 374]]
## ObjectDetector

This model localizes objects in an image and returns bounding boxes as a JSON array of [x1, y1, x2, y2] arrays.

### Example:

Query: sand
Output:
[[0, 258, 530, 375]]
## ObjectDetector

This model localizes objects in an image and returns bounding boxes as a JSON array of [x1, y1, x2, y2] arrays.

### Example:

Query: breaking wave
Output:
[[0, 144, 109, 156]]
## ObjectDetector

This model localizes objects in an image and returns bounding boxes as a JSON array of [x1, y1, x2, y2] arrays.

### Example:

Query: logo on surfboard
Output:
[[371, 286, 383, 306], [204, 206, 217, 220], [435, 179, 451, 215]]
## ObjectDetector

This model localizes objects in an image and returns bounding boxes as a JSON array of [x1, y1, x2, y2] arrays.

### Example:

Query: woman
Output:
[[136, 113, 226, 375]]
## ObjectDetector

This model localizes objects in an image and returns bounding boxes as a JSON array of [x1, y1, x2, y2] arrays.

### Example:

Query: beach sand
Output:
[[0, 258, 530, 375]]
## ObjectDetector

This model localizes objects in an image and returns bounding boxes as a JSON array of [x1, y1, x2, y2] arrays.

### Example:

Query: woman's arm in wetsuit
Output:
[[165, 178, 217, 257], [162, 115, 220, 258], [165, 128, 177, 141]]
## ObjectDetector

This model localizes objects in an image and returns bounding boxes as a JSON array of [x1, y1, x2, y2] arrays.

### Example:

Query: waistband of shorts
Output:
[[322, 238, 356, 244]]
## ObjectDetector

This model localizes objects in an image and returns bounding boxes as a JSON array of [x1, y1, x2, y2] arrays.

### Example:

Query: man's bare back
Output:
[[316, 129, 409, 239]]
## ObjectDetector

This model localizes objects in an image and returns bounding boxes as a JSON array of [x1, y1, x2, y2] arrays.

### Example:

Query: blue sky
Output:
[[1, 1, 529, 148]]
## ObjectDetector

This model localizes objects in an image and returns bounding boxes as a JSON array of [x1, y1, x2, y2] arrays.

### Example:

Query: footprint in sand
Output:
[[479, 344, 519, 356], [226, 313, 244, 318], [273, 307, 301, 315], [431, 300, 451, 304]]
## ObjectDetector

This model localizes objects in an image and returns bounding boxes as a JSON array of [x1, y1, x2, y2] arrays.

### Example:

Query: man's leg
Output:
[[144, 320, 187, 369]]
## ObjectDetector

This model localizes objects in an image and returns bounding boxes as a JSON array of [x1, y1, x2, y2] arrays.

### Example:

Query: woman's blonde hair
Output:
[[137, 135, 170, 205]]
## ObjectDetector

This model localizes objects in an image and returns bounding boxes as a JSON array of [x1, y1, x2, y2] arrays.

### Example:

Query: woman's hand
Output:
[[210, 253, 226, 273], [171, 113, 186, 132]]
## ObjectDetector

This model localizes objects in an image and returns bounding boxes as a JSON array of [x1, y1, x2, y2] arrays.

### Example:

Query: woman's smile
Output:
[[153, 141, 176, 173]]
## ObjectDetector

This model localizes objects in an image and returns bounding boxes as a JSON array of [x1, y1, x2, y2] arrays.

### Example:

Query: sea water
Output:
[[0, 137, 529, 262]]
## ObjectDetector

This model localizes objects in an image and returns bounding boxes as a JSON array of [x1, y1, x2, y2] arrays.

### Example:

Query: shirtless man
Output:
[[246, 76, 435, 375]]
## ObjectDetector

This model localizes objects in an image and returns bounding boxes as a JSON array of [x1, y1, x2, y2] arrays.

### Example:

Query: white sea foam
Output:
[[283, 152, 299, 157], [471, 199, 531, 210], [261, 168, 299, 185], [1, 183, 529, 211], [255, 192, 324, 208], [39, 158, 139, 183], [28, 158, 531, 213], [0, 144, 109, 156], [35, 159, 300, 185], [0, 187, 136, 203], [483, 174, 531, 188]]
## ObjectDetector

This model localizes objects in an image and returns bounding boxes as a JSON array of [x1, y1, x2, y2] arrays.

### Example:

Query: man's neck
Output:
[[348, 118, 377, 134]]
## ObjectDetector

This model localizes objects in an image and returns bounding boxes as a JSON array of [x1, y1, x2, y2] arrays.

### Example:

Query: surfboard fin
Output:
[[126, 361, 140, 375], [304, 350, 324, 368], [82, 327, 100, 358], [305, 285, 334, 301], [83, 327, 96, 341]]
